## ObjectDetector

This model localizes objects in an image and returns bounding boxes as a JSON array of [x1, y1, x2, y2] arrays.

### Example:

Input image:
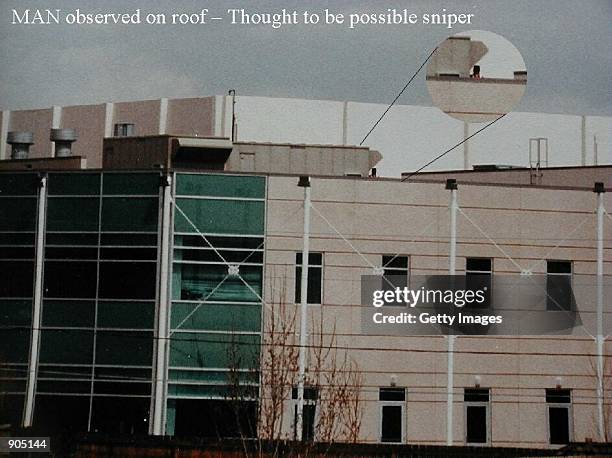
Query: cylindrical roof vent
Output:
[[7, 131, 34, 160], [50, 128, 77, 157], [114, 123, 135, 137]]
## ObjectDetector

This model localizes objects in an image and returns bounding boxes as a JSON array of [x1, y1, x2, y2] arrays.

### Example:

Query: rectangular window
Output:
[[546, 388, 571, 444], [292, 387, 318, 441], [379, 387, 405, 443], [546, 260, 573, 311], [295, 253, 323, 304], [464, 388, 490, 444], [466, 258, 492, 308]]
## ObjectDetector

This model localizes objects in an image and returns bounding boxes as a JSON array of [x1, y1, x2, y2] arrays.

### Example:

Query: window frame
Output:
[[379, 387, 406, 444], [294, 252, 324, 305], [545, 260, 573, 312], [546, 389, 573, 445], [464, 388, 491, 445], [465, 257, 493, 309], [291, 386, 319, 441]]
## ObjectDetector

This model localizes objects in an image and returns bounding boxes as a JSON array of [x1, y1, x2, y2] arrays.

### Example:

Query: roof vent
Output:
[[7, 131, 34, 159], [114, 123, 135, 137], [50, 128, 77, 157]]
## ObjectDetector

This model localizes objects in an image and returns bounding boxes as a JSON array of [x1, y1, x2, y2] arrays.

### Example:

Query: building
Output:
[[1, 168, 610, 446], [0, 96, 610, 449], [1, 95, 610, 175]]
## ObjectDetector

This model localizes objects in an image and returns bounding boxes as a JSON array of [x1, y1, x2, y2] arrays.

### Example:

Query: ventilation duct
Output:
[[7, 131, 34, 159], [50, 128, 77, 157]]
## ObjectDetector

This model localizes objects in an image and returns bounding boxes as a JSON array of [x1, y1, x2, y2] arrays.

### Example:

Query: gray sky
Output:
[[1, 0, 610, 115]]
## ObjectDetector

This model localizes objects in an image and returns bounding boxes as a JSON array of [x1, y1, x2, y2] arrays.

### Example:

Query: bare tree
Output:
[[225, 270, 364, 456], [588, 350, 612, 442]]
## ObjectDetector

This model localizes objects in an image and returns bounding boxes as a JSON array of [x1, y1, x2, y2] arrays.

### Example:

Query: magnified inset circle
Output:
[[426, 30, 527, 123]]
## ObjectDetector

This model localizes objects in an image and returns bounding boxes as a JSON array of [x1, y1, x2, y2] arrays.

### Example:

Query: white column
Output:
[[296, 176, 311, 441], [51, 106, 62, 158], [463, 122, 470, 170], [446, 179, 458, 445], [22, 174, 47, 427], [104, 102, 114, 138], [159, 98, 168, 135], [152, 174, 173, 435], [595, 183, 605, 441], [0, 110, 9, 160]]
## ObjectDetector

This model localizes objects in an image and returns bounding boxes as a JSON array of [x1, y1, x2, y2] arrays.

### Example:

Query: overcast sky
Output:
[[0, 0, 610, 115]]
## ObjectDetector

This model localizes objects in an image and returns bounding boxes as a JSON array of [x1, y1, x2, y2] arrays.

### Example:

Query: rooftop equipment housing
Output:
[[7, 131, 34, 159], [50, 128, 77, 157]]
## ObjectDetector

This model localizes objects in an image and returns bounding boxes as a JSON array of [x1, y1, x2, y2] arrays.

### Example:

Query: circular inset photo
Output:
[[425, 30, 527, 123]]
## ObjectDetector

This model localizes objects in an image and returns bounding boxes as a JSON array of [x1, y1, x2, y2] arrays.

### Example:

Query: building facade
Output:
[[1, 168, 610, 447]]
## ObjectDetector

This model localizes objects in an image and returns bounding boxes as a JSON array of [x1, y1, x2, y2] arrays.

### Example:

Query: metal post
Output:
[[446, 179, 458, 445], [594, 182, 605, 441], [23, 174, 47, 427], [296, 176, 311, 441], [152, 174, 173, 435]]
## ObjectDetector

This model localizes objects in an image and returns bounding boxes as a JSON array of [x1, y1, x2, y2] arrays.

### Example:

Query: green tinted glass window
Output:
[[0, 300, 32, 326], [176, 174, 265, 199], [103, 173, 160, 196], [95, 331, 153, 366], [0, 261, 34, 298], [171, 303, 261, 332], [42, 300, 95, 328], [48, 173, 100, 196], [173, 264, 262, 302], [40, 329, 94, 364], [175, 199, 264, 235], [97, 301, 155, 329], [101, 198, 159, 232], [169, 333, 259, 368], [0, 174, 39, 195], [0, 198, 37, 231], [46, 197, 99, 231], [0, 329, 30, 363]]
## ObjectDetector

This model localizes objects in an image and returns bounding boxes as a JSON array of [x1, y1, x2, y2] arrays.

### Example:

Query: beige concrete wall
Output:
[[166, 97, 215, 137], [113, 100, 160, 137], [408, 167, 612, 189], [9, 108, 53, 158], [61, 104, 106, 168], [264, 176, 612, 447]]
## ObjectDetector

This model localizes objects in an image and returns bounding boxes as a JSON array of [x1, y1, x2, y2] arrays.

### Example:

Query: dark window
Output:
[[466, 258, 492, 308], [381, 405, 403, 443], [90, 397, 149, 434], [0, 261, 34, 297], [292, 387, 318, 441], [43, 261, 97, 298], [379, 387, 406, 401], [95, 331, 153, 366], [99, 262, 157, 299], [173, 399, 257, 438], [382, 255, 409, 290], [33, 395, 90, 434], [464, 388, 490, 444], [295, 253, 323, 304], [380, 387, 405, 443], [546, 388, 571, 444], [546, 261, 573, 311]]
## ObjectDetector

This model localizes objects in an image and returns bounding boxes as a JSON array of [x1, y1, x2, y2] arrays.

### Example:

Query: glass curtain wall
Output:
[[168, 173, 265, 437], [6, 171, 161, 434]]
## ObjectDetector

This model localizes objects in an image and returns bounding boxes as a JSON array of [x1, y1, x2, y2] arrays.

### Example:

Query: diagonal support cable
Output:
[[310, 202, 377, 270], [457, 206, 525, 272]]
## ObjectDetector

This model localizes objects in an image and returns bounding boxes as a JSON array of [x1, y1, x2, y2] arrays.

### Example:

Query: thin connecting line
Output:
[[458, 206, 524, 272], [172, 198, 276, 318], [401, 113, 507, 181], [381, 219, 437, 269], [169, 276, 229, 336], [360, 47, 438, 146], [310, 202, 378, 270]]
